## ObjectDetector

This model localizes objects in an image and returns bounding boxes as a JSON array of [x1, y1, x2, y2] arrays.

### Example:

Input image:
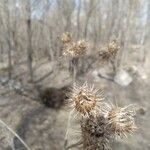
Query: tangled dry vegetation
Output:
[[61, 32, 87, 58], [99, 39, 120, 62], [60, 32, 138, 150], [65, 83, 137, 150], [0, 32, 138, 150]]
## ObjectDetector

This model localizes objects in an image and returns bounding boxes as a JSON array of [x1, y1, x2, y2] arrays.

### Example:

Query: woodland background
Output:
[[0, 0, 150, 150]]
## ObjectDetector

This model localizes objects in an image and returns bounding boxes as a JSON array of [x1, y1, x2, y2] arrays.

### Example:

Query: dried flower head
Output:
[[99, 39, 120, 62], [77, 40, 87, 52], [61, 32, 72, 44], [107, 105, 136, 138], [108, 39, 120, 56], [81, 115, 111, 150], [68, 83, 104, 117], [63, 42, 75, 57], [63, 40, 87, 58], [66, 81, 138, 150]]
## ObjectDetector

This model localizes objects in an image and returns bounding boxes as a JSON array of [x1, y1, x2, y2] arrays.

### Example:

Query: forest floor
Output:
[[0, 56, 150, 150]]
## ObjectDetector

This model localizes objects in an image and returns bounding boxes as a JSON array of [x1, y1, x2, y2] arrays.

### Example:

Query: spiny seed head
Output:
[[81, 115, 107, 138], [63, 40, 87, 58], [99, 39, 120, 62], [77, 40, 87, 51], [63, 42, 76, 56], [108, 39, 120, 56], [68, 82, 104, 117], [81, 116, 112, 150], [107, 105, 137, 138], [61, 32, 72, 44]]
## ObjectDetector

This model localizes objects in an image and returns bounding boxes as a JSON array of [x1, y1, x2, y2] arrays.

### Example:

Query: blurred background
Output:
[[0, 0, 149, 150]]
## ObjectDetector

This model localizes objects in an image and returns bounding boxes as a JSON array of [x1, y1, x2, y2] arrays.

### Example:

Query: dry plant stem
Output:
[[64, 109, 75, 149], [73, 64, 77, 83], [0, 119, 31, 150], [71, 58, 78, 83], [65, 141, 83, 150]]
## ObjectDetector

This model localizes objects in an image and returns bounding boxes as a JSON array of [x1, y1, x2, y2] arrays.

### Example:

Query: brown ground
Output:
[[0, 57, 150, 150]]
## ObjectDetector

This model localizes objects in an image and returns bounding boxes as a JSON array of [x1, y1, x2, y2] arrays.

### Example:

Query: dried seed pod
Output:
[[63, 40, 87, 58], [108, 39, 120, 56], [61, 32, 72, 44], [77, 40, 87, 52], [63, 42, 76, 57], [66, 83, 138, 150], [81, 115, 112, 150], [107, 105, 137, 138], [99, 39, 120, 62], [68, 82, 105, 117]]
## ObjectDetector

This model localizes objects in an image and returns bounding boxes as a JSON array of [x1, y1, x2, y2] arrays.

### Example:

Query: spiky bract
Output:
[[99, 39, 120, 62], [81, 115, 112, 150], [68, 83, 104, 117], [61, 32, 72, 44], [107, 39, 120, 56], [107, 105, 137, 138], [63, 40, 87, 58]]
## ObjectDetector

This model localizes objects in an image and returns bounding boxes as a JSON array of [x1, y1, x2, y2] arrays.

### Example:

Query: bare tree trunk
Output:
[[118, 1, 133, 70], [7, 36, 12, 79], [5, 0, 12, 80], [84, 1, 96, 39], [26, 0, 33, 82], [84, 16, 90, 39], [77, 0, 81, 39]]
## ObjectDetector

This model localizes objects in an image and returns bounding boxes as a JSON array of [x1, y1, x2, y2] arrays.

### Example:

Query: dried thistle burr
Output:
[[66, 82, 137, 150], [77, 40, 87, 53], [107, 105, 137, 138], [61, 32, 87, 58], [60, 32, 87, 81], [107, 39, 120, 56], [99, 39, 120, 62], [68, 82, 104, 117], [63, 40, 87, 58], [61, 32, 72, 44], [81, 115, 112, 150]]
